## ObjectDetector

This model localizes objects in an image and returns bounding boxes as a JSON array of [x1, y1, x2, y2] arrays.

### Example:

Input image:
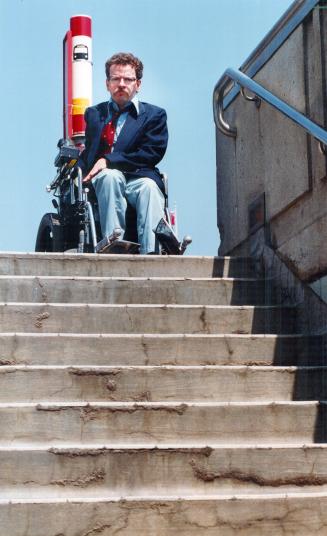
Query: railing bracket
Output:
[[241, 87, 261, 108], [319, 141, 327, 155]]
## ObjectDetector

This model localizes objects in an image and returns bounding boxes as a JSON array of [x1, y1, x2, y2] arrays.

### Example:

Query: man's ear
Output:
[[106, 79, 110, 92], [136, 79, 142, 92]]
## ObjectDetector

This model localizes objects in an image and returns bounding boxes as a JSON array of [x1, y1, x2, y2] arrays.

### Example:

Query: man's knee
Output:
[[139, 178, 164, 200], [93, 168, 126, 190]]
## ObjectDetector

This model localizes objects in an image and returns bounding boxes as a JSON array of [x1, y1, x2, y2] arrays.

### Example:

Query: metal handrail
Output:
[[213, 67, 327, 151], [224, 0, 319, 109]]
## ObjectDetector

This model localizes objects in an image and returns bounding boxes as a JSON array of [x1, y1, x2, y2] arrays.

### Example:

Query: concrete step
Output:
[[1, 251, 323, 536], [0, 494, 327, 536], [1, 445, 327, 498], [1, 401, 325, 445], [1, 333, 323, 367], [0, 365, 325, 402], [0, 276, 274, 305], [0, 253, 257, 278], [0, 303, 296, 334]]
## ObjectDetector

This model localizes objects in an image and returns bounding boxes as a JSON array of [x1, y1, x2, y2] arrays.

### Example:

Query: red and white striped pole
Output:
[[63, 15, 92, 144]]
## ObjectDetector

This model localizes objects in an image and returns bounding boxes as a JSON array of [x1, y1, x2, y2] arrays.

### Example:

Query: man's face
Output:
[[106, 64, 141, 109]]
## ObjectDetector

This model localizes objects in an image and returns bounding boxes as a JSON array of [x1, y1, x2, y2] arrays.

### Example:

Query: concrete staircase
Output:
[[0, 252, 326, 535]]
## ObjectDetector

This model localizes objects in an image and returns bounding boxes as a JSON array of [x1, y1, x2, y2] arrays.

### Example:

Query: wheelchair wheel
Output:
[[35, 213, 63, 252]]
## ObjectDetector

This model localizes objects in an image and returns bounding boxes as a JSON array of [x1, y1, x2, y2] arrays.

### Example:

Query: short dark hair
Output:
[[105, 53, 143, 80]]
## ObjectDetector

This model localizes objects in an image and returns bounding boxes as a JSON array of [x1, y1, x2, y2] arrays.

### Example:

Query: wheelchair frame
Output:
[[35, 140, 191, 255]]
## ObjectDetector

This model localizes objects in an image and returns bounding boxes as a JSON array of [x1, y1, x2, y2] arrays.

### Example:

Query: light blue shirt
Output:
[[107, 96, 139, 150]]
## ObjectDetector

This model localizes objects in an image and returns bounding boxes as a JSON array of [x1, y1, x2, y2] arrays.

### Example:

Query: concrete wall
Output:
[[216, 7, 327, 285]]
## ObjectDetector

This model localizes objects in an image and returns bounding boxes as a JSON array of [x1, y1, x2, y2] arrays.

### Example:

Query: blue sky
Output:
[[0, 0, 291, 254]]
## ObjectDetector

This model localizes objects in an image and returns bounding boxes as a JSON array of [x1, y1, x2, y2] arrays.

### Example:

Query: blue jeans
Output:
[[92, 169, 165, 254]]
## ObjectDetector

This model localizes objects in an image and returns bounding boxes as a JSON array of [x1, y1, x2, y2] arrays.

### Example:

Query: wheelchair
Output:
[[35, 139, 192, 255]]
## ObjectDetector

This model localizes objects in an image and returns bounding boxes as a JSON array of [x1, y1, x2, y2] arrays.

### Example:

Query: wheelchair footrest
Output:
[[96, 236, 140, 254], [154, 218, 192, 255]]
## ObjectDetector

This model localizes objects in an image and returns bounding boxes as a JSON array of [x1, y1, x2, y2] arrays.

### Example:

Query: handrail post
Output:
[[213, 76, 237, 138]]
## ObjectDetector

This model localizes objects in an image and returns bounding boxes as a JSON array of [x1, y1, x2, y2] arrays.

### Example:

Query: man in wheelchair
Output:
[[36, 52, 191, 255], [78, 52, 168, 255]]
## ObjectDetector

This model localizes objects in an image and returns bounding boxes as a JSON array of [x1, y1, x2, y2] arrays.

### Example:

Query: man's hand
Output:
[[83, 158, 108, 183]]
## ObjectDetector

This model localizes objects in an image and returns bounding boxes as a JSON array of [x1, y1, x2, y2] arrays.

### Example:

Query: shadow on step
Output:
[[218, 255, 327, 442], [272, 335, 327, 366], [273, 333, 327, 442], [212, 256, 256, 278], [313, 403, 327, 443]]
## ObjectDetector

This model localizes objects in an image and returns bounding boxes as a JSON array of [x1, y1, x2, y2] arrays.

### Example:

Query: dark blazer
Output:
[[78, 100, 168, 193]]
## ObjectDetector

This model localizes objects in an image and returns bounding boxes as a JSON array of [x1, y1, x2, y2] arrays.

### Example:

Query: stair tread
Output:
[[1, 442, 326, 450], [0, 400, 322, 407], [0, 302, 293, 309], [0, 364, 323, 370], [0, 332, 300, 337], [0, 253, 257, 279], [1, 491, 327, 503], [0, 275, 265, 281], [1, 489, 326, 500]]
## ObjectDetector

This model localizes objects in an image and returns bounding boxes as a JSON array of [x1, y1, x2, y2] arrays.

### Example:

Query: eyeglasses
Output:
[[109, 76, 137, 84]]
